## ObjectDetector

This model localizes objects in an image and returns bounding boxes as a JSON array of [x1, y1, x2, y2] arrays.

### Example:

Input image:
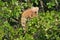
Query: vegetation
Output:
[[0, 0, 60, 40]]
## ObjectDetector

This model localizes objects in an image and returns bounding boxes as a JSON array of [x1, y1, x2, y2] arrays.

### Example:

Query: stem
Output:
[[39, 0, 44, 12]]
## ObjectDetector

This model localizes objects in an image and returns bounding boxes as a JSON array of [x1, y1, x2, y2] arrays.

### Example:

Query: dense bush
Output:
[[0, 0, 60, 40]]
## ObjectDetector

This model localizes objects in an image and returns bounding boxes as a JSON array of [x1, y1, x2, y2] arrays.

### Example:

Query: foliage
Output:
[[0, 0, 60, 40]]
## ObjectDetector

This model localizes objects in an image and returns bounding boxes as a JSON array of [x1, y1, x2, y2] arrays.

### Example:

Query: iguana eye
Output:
[[35, 12, 37, 14]]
